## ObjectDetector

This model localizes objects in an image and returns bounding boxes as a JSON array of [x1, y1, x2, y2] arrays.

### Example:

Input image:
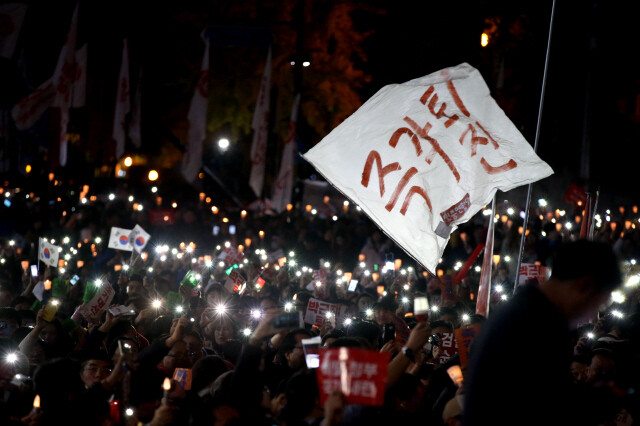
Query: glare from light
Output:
[[344, 318, 352, 326], [151, 186, 157, 193], [462, 313, 470, 322], [402, 297, 409, 304], [125, 408, 134, 416], [495, 284, 504, 293], [251, 309, 262, 319], [152, 300, 162, 308], [6, 353, 18, 363], [611, 310, 624, 318], [218, 138, 230, 150], [243, 328, 251, 336], [148, 170, 159, 181], [175, 306, 183, 313], [365, 308, 373, 317], [501, 294, 508, 301], [284, 302, 293, 311], [611, 291, 626, 304], [507, 208, 514, 215], [538, 199, 547, 207], [626, 275, 640, 288]]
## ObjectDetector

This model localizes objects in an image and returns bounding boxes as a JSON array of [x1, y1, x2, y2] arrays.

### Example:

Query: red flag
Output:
[[113, 39, 130, 160], [476, 198, 495, 317], [248, 47, 272, 197], [454, 243, 485, 283]]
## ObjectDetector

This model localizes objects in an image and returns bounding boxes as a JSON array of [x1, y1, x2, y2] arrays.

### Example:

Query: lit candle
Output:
[[21, 260, 29, 271], [259, 231, 265, 239], [241, 210, 247, 219], [162, 377, 171, 404], [44, 280, 52, 291], [32, 394, 41, 413]]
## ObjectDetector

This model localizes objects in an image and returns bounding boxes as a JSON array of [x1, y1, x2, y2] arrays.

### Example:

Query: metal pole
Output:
[[514, 0, 557, 294]]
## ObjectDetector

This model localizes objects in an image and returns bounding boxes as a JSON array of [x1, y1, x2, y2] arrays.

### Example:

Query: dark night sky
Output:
[[4, 0, 640, 207]]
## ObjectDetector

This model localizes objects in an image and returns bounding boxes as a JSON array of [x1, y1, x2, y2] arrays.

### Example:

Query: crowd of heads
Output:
[[0, 177, 639, 425]]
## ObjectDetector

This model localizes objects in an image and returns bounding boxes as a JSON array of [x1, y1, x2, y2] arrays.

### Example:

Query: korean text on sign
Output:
[[316, 348, 390, 406], [303, 63, 553, 274], [304, 297, 343, 327]]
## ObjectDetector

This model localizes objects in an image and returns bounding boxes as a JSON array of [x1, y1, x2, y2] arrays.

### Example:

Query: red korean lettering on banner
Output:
[[437, 332, 458, 363], [361, 80, 519, 219]]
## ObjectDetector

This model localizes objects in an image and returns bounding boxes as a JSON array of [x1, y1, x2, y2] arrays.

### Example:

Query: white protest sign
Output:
[[304, 297, 345, 327], [79, 281, 115, 323], [518, 263, 550, 285], [303, 63, 553, 274]]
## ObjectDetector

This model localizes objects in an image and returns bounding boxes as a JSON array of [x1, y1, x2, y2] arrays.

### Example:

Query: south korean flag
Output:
[[39, 238, 60, 267], [129, 224, 151, 253], [108, 227, 133, 251]]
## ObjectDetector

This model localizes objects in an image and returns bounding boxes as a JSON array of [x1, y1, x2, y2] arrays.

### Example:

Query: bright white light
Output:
[[402, 297, 409, 304], [565, 222, 572, 230], [431, 306, 440, 312], [541, 231, 547, 237], [504, 256, 511, 263], [501, 294, 508, 301], [218, 138, 230, 150], [626, 275, 640, 288], [218, 261, 225, 267], [224, 241, 231, 248], [474, 266, 482, 272], [538, 199, 547, 207], [587, 332, 595, 339], [295, 271, 302, 277], [125, 408, 134, 416], [483, 209, 492, 216], [507, 208, 515, 215], [365, 308, 373, 317], [324, 262, 330, 268], [148, 267, 153, 273], [611, 291, 626, 304], [344, 318, 352, 326], [175, 306, 184, 313], [403, 284, 410, 291], [151, 187, 157, 193], [128, 195, 134, 202], [332, 216, 338, 221], [325, 312, 334, 318], [6, 353, 18, 363], [495, 285, 504, 293], [364, 270, 370, 277], [137, 204, 143, 211], [95, 279, 102, 286], [462, 313, 470, 322], [356, 206, 362, 211], [215, 304, 227, 315], [359, 262, 366, 268], [251, 309, 262, 319], [311, 209, 317, 215], [63, 236, 70, 244], [611, 310, 624, 318], [289, 260, 296, 266], [243, 328, 251, 336], [344, 201, 349, 206], [315, 281, 322, 287], [95, 237, 102, 244], [191, 258, 197, 264], [205, 260, 213, 267], [160, 255, 167, 262], [284, 302, 293, 311], [59, 267, 65, 274], [519, 211, 526, 219], [109, 194, 115, 201], [152, 300, 162, 308], [631, 259, 637, 265], [122, 264, 129, 271], [400, 270, 407, 276]]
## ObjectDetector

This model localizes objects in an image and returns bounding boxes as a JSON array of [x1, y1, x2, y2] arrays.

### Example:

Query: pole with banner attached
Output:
[[514, 0, 557, 294]]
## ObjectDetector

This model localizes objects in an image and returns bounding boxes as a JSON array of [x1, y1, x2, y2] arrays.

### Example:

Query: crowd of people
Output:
[[0, 176, 639, 425]]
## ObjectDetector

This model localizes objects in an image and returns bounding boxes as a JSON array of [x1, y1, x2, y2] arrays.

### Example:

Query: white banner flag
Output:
[[71, 43, 88, 108], [11, 5, 78, 136], [79, 280, 115, 323], [129, 69, 142, 148], [108, 227, 133, 251], [113, 39, 130, 160], [181, 40, 209, 182], [248, 47, 272, 197], [0, 3, 27, 59], [53, 4, 79, 167], [272, 94, 300, 213], [129, 224, 150, 253], [303, 63, 553, 274], [39, 238, 60, 268]]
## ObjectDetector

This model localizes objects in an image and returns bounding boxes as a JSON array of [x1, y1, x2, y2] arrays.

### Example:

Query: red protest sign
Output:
[[454, 324, 481, 367], [563, 184, 587, 207], [317, 348, 390, 406], [518, 263, 549, 286]]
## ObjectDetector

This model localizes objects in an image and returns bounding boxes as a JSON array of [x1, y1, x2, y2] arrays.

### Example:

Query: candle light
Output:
[[286, 204, 293, 211], [244, 238, 252, 247], [493, 255, 501, 265], [162, 377, 171, 404], [44, 280, 52, 291], [32, 394, 41, 413], [21, 260, 29, 271], [241, 210, 247, 219], [259, 231, 265, 239]]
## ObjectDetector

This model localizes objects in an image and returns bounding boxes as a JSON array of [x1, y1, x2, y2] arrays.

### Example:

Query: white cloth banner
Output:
[[272, 93, 300, 213], [53, 4, 79, 167], [38, 237, 60, 268], [11, 79, 56, 130], [71, 43, 88, 108], [181, 40, 209, 182], [108, 227, 133, 251], [129, 68, 142, 148], [0, 3, 27, 59], [303, 63, 553, 274], [113, 39, 130, 160], [248, 47, 272, 197], [129, 224, 150, 253]]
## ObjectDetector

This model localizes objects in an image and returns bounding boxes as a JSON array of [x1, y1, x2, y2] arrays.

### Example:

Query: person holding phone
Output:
[[373, 296, 411, 346]]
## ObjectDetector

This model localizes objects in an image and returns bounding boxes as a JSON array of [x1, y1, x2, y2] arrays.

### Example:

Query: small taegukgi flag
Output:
[[39, 238, 60, 268], [129, 224, 150, 253], [108, 227, 133, 252]]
